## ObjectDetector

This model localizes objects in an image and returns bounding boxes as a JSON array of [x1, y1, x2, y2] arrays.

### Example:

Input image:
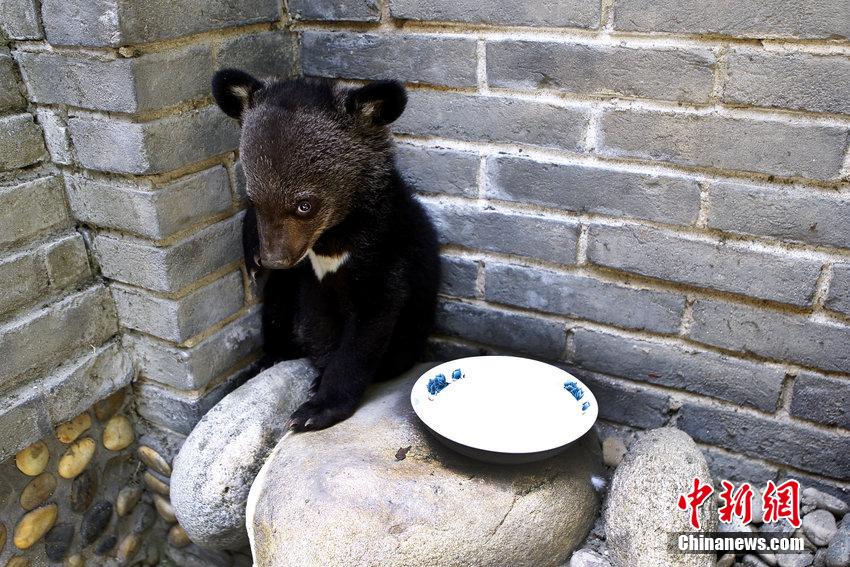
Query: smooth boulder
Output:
[[248, 363, 603, 567], [171, 359, 316, 549], [605, 427, 716, 567]]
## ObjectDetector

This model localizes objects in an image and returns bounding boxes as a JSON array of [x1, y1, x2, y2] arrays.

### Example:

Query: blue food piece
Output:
[[581, 401, 591, 412], [451, 368, 462, 380], [427, 373, 448, 396], [563, 381, 584, 400]]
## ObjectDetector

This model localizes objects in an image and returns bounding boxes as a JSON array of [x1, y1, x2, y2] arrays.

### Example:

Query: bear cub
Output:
[[212, 69, 440, 431]]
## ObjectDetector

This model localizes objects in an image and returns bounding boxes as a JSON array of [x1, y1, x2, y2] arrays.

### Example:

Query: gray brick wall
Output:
[[295, 0, 850, 496]]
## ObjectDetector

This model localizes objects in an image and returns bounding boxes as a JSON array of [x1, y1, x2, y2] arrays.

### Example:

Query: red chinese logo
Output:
[[677, 478, 802, 528], [718, 480, 754, 525], [677, 477, 714, 529], [762, 480, 801, 528]]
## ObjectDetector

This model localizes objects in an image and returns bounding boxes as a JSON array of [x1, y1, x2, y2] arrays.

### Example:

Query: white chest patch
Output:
[[307, 249, 350, 281]]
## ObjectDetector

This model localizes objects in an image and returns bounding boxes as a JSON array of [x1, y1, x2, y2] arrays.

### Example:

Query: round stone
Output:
[[6, 557, 30, 567], [95, 534, 117, 556], [803, 509, 838, 547], [44, 523, 74, 562], [64, 555, 85, 567], [70, 468, 97, 513], [117, 533, 141, 562], [13, 503, 58, 549], [605, 428, 716, 567], [80, 501, 113, 546], [94, 389, 125, 421], [602, 437, 627, 467], [15, 441, 49, 477], [103, 415, 134, 451], [247, 365, 602, 566], [569, 548, 612, 567], [153, 494, 177, 524], [55, 413, 92, 444], [58, 437, 96, 479], [143, 471, 170, 496], [0, 522, 6, 551], [802, 488, 849, 517], [132, 502, 157, 535], [171, 359, 316, 549], [138, 446, 172, 477], [168, 524, 191, 548], [116, 485, 142, 517], [20, 472, 57, 511]]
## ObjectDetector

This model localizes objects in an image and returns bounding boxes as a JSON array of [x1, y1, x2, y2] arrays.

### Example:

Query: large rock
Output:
[[605, 428, 716, 567], [247, 363, 603, 567], [171, 359, 317, 549]]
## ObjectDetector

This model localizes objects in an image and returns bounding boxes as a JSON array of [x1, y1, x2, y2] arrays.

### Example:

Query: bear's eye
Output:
[[295, 200, 313, 217]]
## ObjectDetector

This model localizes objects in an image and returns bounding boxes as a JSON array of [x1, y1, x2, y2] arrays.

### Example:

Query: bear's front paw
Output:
[[287, 397, 356, 431]]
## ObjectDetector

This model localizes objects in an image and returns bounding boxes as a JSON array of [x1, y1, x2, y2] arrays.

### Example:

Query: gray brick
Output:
[[390, 0, 599, 28], [568, 369, 671, 429], [0, 113, 46, 171], [678, 401, 850, 478], [94, 213, 243, 293], [425, 201, 579, 264], [826, 264, 850, 316], [690, 298, 850, 374], [488, 41, 715, 103], [111, 270, 244, 342], [488, 156, 700, 225], [233, 159, 248, 203], [707, 181, 850, 250], [440, 255, 478, 298], [0, 53, 24, 112], [599, 110, 848, 180], [435, 300, 566, 360], [0, 251, 46, 317], [701, 447, 778, 485], [35, 108, 74, 165], [396, 145, 479, 197], [790, 372, 850, 429], [486, 263, 685, 333], [587, 224, 822, 306], [571, 327, 786, 411], [42, 233, 92, 290], [289, 0, 379, 21], [0, 285, 118, 385], [70, 106, 238, 174], [612, 0, 849, 40], [302, 32, 478, 88], [125, 306, 261, 390], [67, 166, 232, 240], [16, 45, 212, 113], [395, 91, 589, 152], [134, 364, 253, 435], [0, 0, 43, 39], [217, 30, 299, 79], [724, 50, 850, 115], [42, 0, 279, 46], [425, 336, 491, 360], [0, 176, 70, 249]]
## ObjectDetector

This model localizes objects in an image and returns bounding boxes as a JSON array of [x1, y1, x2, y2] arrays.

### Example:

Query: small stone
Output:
[[6, 557, 29, 567], [803, 488, 849, 517], [15, 441, 49, 476], [778, 552, 815, 567], [570, 548, 611, 567], [0, 522, 6, 550], [70, 469, 97, 513], [116, 485, 142, 517], [138, 445, 172, 477], [153, 494, 177, 523], [759, 552, 778, 565], [132, 502, 157, 535], [744, 556, 770, 567], [751, 487, 765, 524], [58, 437, 96, 479], [20, 473, 57, 510], [64, 555, 85, 567], [13, 503, 58, 549], [718, 554, 736, 567], [95, 534, 117, 555], [94, 390, 125, 421], [602, 437, 627, 467], [103, 415, 135, 451], [804, 510, 838, 547], [44, 523, 74, 561], [55, 413, 92, 444], [825, 528, 850, 567], [813, 548, 826, 567], [117, 533, 141, 562], [168, 524, 191, 548], [143, 471, 170, 496], [80, 501, 112, 546], [796, 528, 818, 551]]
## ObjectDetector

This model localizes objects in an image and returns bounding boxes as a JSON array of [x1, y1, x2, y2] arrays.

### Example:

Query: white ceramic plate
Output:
[[410, 356, 598, 463]]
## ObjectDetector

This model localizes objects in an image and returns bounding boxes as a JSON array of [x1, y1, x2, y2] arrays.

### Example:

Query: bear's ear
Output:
[[345, 80, 407, 126], [212, 68, 263, 120]]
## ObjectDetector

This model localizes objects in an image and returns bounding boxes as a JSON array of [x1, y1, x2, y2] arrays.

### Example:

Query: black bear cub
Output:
[[212, 69, 440, 431]]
